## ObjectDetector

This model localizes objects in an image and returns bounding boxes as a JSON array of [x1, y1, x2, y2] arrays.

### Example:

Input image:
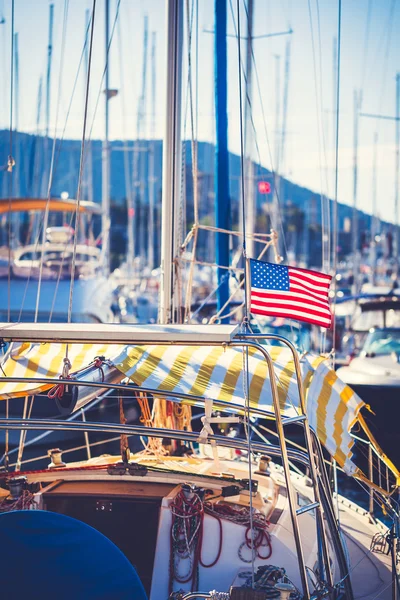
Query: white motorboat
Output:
[[0, 198, 114, 324]]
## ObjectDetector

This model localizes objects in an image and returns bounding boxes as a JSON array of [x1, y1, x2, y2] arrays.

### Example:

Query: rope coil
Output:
[[169, 486, 272, 594]]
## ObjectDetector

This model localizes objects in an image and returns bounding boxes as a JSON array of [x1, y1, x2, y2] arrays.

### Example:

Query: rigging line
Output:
[[239, 0, 289, 260], [5, 0, 15, 473], [67, 0, 97, 325], [116, 14, 134, 280], [307, 0, 329, 276], [84, 0, 121, 155], [231, 0, 271, 211], [7, 0, 15, 325], [315, 0, 332, 268], [183, 0, 199, 323], [376, 0, 396, 141], [50, 16, 92, 194], [35, 0, 70, 323], [17, 16, 92, 323], [48, 212, 76, 322], [331, 0, 342, 362]]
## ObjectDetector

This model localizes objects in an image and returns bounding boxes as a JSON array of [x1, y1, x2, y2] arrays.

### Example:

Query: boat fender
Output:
[[53, 383, 78, 416]]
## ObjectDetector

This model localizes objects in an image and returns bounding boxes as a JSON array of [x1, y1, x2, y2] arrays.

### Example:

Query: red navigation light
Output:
[[258, 181, 271, 194], [128, 208, 135, 217]]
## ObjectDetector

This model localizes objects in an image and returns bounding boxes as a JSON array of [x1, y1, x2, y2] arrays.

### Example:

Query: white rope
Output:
[[67, 0, 97, 328]]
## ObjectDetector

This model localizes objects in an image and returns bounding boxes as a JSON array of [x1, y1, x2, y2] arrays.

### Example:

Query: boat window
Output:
[[362, 330, 400, 356], [352, 309, 400, 330]]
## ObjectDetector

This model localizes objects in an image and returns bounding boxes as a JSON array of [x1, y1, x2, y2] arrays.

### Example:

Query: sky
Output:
[[0, 0, 399, 223]]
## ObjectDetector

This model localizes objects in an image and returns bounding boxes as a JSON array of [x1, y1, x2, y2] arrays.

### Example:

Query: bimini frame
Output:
[[0, 323, 352, 598]]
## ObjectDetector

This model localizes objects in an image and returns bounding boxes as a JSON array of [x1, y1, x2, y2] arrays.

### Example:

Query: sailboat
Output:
[[0, 2, 399, 600]]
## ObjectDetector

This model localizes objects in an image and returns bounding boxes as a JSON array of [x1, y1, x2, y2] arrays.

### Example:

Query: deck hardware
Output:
[[239, 478, 258, 498], [282, 415, 307, 426], [256, 455, 271, 476], [48, 448, 66, 469], [221, 484, 241, 497], [296, 501, 320, 516], [7, 476, 27, 500], [96, 500, 112, 512], [274, 581, 296, 599], [127, 463, 148, 477], [107, 463, 127, 476]]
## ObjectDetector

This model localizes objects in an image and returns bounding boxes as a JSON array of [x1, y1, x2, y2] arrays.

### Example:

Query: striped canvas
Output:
[[0, 342, 364, 474], [112, 344, 363, 474], [0, 342, 125, 399]]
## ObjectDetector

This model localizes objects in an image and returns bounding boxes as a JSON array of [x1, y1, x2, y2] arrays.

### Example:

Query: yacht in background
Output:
[[0, 198, 115, 324]]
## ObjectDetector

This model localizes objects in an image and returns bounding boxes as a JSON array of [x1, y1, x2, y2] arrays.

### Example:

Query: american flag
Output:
[[249, 259, 332, 328]]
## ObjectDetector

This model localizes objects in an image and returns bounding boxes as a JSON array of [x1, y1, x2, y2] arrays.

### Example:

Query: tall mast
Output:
[[84, 9, 93, 204], [394, 72, 400, 279], [132, 16, 148, 263], [332, 37, 337, 199], [351, 89, 362, 294], [13, 31, 20, 242], [45, 3, 54, 138], [102, 0, 111, 276], [244, 0, 254, 259], [214, 0, 230, 323], [159, 0, 183, 324], [271, 54, 281, 242], [42, 3, 54, 198], [14, 32, 19, 132], [274, 54, 281, 171], [139, 16, 148, 263], [370, 131, 378, 285], [148, 31, 157, 271]]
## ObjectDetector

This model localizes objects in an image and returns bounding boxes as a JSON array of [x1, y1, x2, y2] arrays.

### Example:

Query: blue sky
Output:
[[0, 0, 399, 223]]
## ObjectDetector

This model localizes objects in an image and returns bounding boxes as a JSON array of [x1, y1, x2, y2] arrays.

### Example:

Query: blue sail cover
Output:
[[0, 510, 147, 599]]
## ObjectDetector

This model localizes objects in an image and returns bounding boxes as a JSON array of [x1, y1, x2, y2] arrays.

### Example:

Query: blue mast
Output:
[[214, 0, 230, 323]]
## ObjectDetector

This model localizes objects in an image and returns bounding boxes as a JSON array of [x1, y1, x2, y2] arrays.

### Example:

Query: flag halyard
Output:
[[249, 259, 332, 328]]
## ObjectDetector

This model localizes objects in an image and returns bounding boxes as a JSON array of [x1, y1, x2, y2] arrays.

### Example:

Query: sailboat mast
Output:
[[394, 72, 400, 280], [42, 3, 54, 199], [148, 32, 156, 271], [244, 0, 254, 260], [351, 89, 361, 294], [13, 31, 20, 241], [45, 3, 54, 138], [371, 131, 378, 285], [102, 0, 111, 276], [214, 0, 230, 323], [84, 9, 93, 204], [159, 0, 183, 324]]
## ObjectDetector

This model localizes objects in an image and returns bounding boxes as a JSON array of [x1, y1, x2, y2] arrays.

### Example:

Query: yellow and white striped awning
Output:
[[0, 342, 125, 399], [0, 341, 364, 474], [111, 344, 364, 474]]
